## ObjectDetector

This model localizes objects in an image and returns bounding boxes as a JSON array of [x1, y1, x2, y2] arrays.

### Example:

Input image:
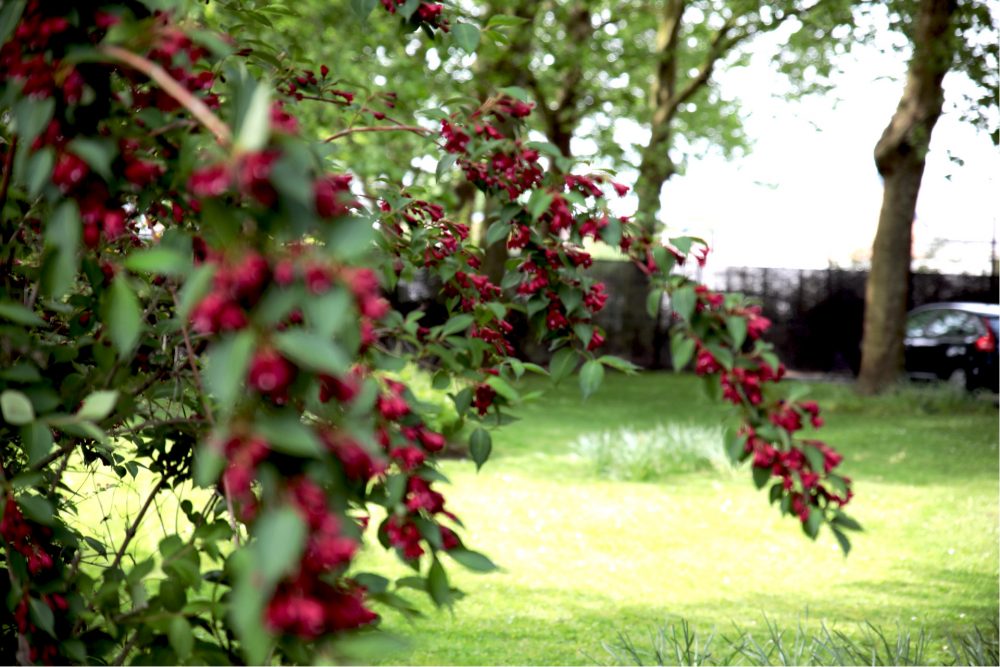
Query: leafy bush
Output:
[[0, 1, 858, 664], [574, 424, 734, 481]]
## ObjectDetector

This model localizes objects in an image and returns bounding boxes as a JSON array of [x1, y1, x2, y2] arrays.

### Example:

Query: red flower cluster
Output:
[[380, 0, 449, 31], [1, 495, 54, 575]]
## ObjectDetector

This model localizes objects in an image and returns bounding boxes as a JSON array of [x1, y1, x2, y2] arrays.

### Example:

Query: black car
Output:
[[903, 302, 999, 392]]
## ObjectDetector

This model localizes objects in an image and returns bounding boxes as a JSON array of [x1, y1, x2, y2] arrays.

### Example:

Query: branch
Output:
[[170, 288, 215, 426], [99, 45, 232, 146], [109, 477, 166, 572], [324, 125, 431, 143]]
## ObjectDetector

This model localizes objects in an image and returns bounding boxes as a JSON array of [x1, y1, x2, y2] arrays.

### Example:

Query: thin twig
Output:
[[325, 124, 431, 143], [108, 477, 166, 572], [99, 45, 232, 146], [170, 288, 215, 426], [109, 416, 204, 437], [0, 136, 16, 225], [28, 441, 77, 474], [112, 631, 141, 666], [222, 476, 242, 547]]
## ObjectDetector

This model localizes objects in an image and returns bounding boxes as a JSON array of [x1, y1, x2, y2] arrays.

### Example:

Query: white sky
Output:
[[593, 17, 999, 275]]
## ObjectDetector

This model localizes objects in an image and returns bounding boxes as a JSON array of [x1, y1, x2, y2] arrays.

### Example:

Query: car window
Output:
[[988, 317, 998, 336], [924, 311, 982, 338], [905, 311, 939, 337]]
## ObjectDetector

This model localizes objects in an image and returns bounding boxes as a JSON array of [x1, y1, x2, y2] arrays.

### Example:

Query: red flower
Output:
[[473, 383, 495, 416], [188, 164, 230, 197], [52, 152, 88, 191], [236, 150, 279, 206], [314, 174, 355, 218], [247, 348, 295, 396], [123, 159, 163, 187]]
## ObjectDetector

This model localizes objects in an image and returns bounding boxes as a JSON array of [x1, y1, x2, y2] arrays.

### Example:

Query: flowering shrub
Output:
[[0, 1, 858, 664]]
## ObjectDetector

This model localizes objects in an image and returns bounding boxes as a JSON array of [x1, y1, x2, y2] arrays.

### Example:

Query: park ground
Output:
[[359, 372, 999, 665]]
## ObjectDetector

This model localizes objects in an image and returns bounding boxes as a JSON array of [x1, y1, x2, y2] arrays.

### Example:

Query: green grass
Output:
[[359, 373, 999, 665]]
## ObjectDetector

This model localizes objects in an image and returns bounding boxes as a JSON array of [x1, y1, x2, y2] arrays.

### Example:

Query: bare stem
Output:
[[325, 125, 431, 143], [99, 45, 232, 146], [109, 477, 166, 572], [170, 288, 215, 427]]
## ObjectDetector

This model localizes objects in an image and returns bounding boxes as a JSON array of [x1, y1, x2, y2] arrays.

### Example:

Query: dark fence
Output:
[[393, 262, 999, 373]]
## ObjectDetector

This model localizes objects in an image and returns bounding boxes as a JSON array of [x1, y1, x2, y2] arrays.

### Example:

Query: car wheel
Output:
[[947, 368, 969, 391]]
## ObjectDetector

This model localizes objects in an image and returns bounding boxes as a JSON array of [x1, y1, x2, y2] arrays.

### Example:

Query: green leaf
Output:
[[486, 14, 529, 28], [436, 153, 457, 180], [42, 202, 81, 298], [103, 276, 143, 356], [159, 578, 187, 613], [193, 444, 226, 488], [17, 494, 54, 525], [670, 334, 696, 372], [398, 0, 422, 20], [452, 387, 472, 415], [254, 507, 307, 587], [484, 220, 511, 247], [22, 423, 53, 466], [25, 146, 54, 197], [726, 315, 748, 349], [204, 331, 256, 414], [802, 445, 826, 474], [646, 289, 663, 319], [13, 96, 54, 149], [175, 263, 216, 320], [599, 355, 639, 374], [77, 390, 119, 422], [0, 1, 26, 44], [485, 376, 518, 402], [573, 322, 594, 347], [426, 558, 451, 607], [235, 78, 271, 152], [671, 285, 697, 322], [29, 598, 56, 637], [803, 507, 822, 539], [498, 85, 531, 102], [579, 359, 604, 399], [831, 511, 863, 532], [0, 300, 45, 327], [349, 0, 378, 19], [302, 288, 351, 338], [469, 428, 492, 471], [669, 236, 694, 255], [526, 189, 553, 221], [228, 551, 271, 664], [751, 465, 770, 490], [324, 216, 376, 261], [831, 526, 852, 556], [273, 330, 348, 376], [725, 430, 747, 465], [125, 247, 191, 276], [1, 390, 35, 425], [440, 314, 475, 337], [447, 548, 498, 572], [452, 22, 481, 53], [549, 347, 577, 384], [169, 616, 194, 660], [255, 413, 322, 457], [68, 138, 116, 181]]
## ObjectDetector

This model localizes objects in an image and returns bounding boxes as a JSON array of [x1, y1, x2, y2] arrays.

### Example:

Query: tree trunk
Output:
[[857, 0, 955, 394], [634, 0, 684, 234]]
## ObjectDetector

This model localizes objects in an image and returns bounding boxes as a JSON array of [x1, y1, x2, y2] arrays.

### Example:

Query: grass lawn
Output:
[[359, 372, 999, 665]]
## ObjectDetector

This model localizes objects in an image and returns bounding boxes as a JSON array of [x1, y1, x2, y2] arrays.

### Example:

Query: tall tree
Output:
[[858, 0, 998, 394], [633, 0, 858, 233]]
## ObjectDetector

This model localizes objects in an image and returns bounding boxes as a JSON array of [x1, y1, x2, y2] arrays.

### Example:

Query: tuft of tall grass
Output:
[[594, 615, 1000, 666], [573, 423, 734, 481]]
